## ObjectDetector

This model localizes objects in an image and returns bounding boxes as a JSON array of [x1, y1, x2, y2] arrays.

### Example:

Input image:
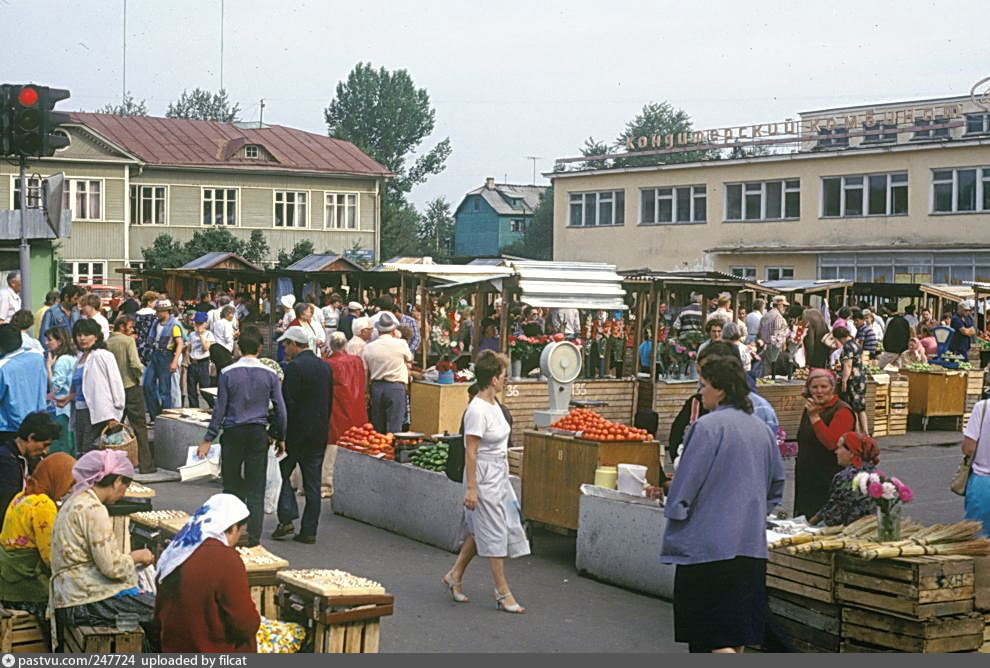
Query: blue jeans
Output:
[[277, 448, 325, 537], [144, 350, 174, 420]]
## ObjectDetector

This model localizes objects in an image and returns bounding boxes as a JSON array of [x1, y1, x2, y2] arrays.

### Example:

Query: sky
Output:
[[2, 0, 990, 211]]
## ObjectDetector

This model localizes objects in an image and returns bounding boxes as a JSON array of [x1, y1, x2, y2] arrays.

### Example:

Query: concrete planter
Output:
[[576, 485, 675, 600], [153, 415, 209, 471]]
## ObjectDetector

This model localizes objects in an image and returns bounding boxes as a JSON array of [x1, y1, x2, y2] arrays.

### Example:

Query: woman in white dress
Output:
[[442, 351, 529, 613]]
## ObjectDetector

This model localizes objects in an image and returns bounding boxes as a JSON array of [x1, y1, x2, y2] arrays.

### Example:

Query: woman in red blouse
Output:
[[793, 368, 855, 518]]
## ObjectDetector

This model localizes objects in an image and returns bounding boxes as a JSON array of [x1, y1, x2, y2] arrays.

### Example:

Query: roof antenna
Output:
[[259, 99, 265, 127], [526, 156, 541, 185]]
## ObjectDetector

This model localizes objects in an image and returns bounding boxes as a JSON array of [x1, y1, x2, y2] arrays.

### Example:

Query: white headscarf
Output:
[[156, 493, 249, 582]]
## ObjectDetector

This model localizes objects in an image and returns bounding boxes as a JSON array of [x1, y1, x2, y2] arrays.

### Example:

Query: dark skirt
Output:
[[673, 556, 767, 651]]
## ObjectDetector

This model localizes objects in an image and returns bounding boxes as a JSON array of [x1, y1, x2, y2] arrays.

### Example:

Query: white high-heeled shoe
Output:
[[495, 589, 525, 614], [442, 571, 469, 603]]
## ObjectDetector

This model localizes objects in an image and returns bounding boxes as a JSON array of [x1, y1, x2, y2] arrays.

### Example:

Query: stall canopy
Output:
[[761, 279, 853, 295], [386, 263, 511, 291], [504, 260, 628, 310], [177, 252, 263, 273], [851, 282, 974, 302], [283, 253, 365, 275], [619, 269, 775, 295]]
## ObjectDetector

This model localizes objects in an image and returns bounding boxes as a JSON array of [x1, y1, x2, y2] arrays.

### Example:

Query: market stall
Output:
[[901, 368, 983, 431]]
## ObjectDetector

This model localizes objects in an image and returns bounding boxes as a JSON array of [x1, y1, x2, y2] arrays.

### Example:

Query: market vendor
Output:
[[155, 493, 260, 653], [49, 450, 158, 650], [809, 432, 880, 526]]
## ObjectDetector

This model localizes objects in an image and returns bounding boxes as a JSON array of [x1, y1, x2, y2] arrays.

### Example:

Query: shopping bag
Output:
[[264, 445, 283, 514]]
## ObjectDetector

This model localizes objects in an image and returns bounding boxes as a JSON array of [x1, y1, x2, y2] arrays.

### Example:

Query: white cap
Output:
[[280, 294, 296, 309], [277, 325, 311, 345], [348, 301, 363, 312]]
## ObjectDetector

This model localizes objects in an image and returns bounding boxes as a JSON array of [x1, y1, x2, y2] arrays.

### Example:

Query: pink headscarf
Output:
[[68, 450, 135, 500], [805, 367, 837, 389]]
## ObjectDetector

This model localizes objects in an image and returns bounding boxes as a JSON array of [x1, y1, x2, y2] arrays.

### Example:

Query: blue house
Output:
[[453, 178, 547, 258]]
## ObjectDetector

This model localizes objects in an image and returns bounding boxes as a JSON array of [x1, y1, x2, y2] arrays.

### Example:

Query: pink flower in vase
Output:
[[868, 482, 884, 499]]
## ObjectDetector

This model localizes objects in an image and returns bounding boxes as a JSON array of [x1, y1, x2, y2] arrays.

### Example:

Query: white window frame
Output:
[[10, 176, 43, 210], [509, 219, 525, 233], [245, 145, 259, 159], [729, 266, 756, 280], [201, 187, 239, 226], [724, 179, 799, 222], [965, 113, 990, 135], [324, 192, 360, 230], [765, 266, 794, 281], [639, 185, 706, 225], [567, 190, 625, 227], [61, 260, 107, 286], [129, 184, 169, 225], [931, 167, 990, 214], [821, 172, 908, 218], [274, 190, 308, 228]]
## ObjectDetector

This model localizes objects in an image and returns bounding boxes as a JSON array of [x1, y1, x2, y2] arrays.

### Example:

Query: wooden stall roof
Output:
[[282, 253, 365, 275], [852, 282, 973, 302], [619, 269, 777, 295], [761, 279, 853, 295], [178, 252, 263, 273]]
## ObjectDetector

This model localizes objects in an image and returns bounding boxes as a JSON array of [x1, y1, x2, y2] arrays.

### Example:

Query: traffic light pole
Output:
[[18, 155, 31, 310]]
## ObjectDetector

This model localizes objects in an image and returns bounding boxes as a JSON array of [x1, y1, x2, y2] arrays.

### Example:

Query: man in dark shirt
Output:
[[338, 301, 363, 341], [272, 327, 333, 544], [194, 293, 214, 314], [879, 308, 912, 367], [118, 290, 140, 316], [949, 302, 977, 357], [0, 412, 59, 526]]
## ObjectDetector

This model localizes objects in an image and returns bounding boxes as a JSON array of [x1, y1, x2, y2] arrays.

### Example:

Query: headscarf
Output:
[[156, 493, 249, 583], [805, 367, 837, 390], [25, 452, 76, 501], [840, 432, 880, 468], [68, 450, 135, 500]]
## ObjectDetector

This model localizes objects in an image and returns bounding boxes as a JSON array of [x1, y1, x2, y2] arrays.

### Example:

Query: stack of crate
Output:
[[238, 545, 290, 618], [766, 549, 841, 652], [870, 375, 890, 437], [964, 370, 985, 427], [508, 446, 524, 477], [887, 378, 910, 435]]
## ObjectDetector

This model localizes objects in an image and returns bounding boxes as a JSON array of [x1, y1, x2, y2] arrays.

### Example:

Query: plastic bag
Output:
[[264, 445, 283, 514]]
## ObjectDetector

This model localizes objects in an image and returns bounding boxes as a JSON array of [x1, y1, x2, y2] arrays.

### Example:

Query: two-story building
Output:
[[0, 113, 390, 294], [453, 178, 546, 257], [551, 94, 990, 284]]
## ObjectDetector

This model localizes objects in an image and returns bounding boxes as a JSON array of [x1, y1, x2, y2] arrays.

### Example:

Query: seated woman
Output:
[[0, 453, 75, 628], [155, 494, 260, 653], [896, 337, 928, 368], [49, 450, 157, 650], [809, 432, 880, 526]]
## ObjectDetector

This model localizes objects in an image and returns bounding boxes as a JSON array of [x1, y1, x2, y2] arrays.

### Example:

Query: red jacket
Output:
[[326, 352, 368, 443], [155, 538, 260, 653]]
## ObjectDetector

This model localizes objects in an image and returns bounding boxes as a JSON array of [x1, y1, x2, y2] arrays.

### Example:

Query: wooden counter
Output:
[[904, 370, 967, 418], [521, 430, 661, 531], [409, 381, 472, 435]]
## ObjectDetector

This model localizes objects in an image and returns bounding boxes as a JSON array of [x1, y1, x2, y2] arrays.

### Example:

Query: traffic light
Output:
[[0, 84, 70, 158]]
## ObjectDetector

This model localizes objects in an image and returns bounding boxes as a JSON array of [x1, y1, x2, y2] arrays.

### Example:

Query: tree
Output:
[[613, 102, 717, 168], [141, 234, 187, 270], [184, 227, 248, 260], [97, 91, 148, 116], [579, 137, 614, 170], [379, 198, 424, 258], [166, 88, 241, 123], [502, 187, 553, 260], [417, 197, 454, 262], [244, 230, 270, 265], [276, 239, 315, 269]]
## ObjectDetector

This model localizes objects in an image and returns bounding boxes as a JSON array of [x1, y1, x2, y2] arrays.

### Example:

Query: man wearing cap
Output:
[[107, 315, 154, 473], [272, 326, 333, 544], [346, 316, 373, 357], [145, 300, 185, 420], [949, 301, 977, 358], [339, 301, 363, 341], [362, 313, 413, 434], [758, 295, 791, 377], [187, 312, 217, 408]]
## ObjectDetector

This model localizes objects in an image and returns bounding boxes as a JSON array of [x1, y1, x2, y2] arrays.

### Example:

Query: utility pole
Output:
[[220, 0, 225, 90], [18, 156, 30, 306], [526, 156, 541, 185], [122, 0, 127, 104]]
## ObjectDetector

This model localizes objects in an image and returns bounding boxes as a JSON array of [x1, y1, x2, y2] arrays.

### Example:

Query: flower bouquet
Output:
[[776, 428, 796, 458], [851, 470, 913, 542]]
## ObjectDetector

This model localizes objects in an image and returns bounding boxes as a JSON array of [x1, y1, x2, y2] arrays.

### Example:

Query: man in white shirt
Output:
[[745, 299, 765, 344], [0, 272, 22, 324], [346, 317, 373, 356], [80, 294, 110, 340], [187, 312, 216, 407], [362, 312, 412, 434]]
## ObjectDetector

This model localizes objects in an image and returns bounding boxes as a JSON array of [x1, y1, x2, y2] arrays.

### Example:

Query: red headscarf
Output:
[[840, 431, 880, 468]]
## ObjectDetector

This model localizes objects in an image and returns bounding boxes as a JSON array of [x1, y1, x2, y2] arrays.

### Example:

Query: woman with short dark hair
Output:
[[661, 355, 785, 653], [69, 319, 125, 455]]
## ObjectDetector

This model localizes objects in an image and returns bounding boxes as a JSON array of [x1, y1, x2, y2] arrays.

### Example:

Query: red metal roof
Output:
[[68, 112, 392, 178]]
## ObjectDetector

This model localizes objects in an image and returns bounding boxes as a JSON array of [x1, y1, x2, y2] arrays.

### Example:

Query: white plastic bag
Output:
[[264, 445, 283, 514], [179, 443, 221, 482]]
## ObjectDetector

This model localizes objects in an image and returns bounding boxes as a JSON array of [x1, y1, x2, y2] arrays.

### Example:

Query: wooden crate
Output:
[[62, 625, 143, 653], [841, 608, 983, 653], [507, 446, 523, 477], [277, 582, 393, 653], [835, 554, 975, 619], [501, 379, 635, 447], [241, 547, 288, 617], [521, 430, 661, 531], [767, 549, 836, 603], [111, 516, 131, 554], [767, 589, 841, 652], [903, 370, 968, 417], [409, 381, 471, 436], [0, 610, 47, 653], [980, 612, 990, 652]]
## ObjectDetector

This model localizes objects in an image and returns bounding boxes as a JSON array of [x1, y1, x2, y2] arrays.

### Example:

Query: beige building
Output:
[[552, 94, 990, 284], [0, 113, 389, 288]]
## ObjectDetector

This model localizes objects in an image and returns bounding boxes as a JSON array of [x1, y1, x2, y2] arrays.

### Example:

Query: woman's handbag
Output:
[[951, 401, 987, 496]]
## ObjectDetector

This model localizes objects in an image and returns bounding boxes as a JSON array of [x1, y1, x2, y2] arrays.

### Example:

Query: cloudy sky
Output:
[[3, 0, 989, 210]]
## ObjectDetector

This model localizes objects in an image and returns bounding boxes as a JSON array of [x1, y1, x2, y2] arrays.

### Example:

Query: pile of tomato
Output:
[[550, 408, 650, 442], [337, 424, 395, 460]]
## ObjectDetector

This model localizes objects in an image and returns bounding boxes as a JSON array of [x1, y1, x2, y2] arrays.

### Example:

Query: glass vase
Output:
[[876, 504, 902, 542], [510, 358, 522, 380]]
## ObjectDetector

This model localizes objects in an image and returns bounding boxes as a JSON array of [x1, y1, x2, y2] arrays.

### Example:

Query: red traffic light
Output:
[[17, 86, 38, 107]]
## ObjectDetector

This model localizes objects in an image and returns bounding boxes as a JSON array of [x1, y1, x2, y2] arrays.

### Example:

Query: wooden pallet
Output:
[[835, 554, 975, 619], [841, 608, 983, 652], [0, 610, 48, 653], [62, 625, 143, 653], [980, 613, 990, 652], [768, 589, 841, 652], [508, 446, 523, 477], [767, 549, 836, 603]]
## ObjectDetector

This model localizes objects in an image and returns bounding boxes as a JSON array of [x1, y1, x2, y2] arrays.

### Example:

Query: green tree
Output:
[[276, 239, 315, 269], [324, 62, 451, 257], [502, 187, 553, 260], [97, 91, 148, 116], [579, 137, 614, 170], [141, 234, 188, 270], [184, 227, 248, 259], [243, 230, 270, 265], [417, 196, 454, 262], [166, 88, 241, 123], [613, 102, 716, 168]]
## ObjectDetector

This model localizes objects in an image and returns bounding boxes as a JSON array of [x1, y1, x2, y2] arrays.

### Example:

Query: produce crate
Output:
[[840, 608, 983, 653], [767, 549, 836, 603], [835, 554, 975, 619], [62, 625, 143, 653], [980, 613, 990, 653], [0, 610, 47, 653], [767, 589, 841, 653], [755, 381, 808, 442], [238, 545, 289, 618], [508, 446, 523, 478]]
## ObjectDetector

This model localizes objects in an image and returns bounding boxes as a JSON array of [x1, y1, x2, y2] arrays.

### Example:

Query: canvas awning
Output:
[[507, 260, 628, 310]]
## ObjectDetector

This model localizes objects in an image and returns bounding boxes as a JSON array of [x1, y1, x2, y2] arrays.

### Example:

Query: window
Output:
[[129, 185, 167, 225], [325, 192, 358, 229], [730, 266, 756, 280], [12, 177, 42, 210], [202, 188, 237, 226], [932, 167, 990, 213], [966, 113, 990, 135], [912, 117, 950, 141], [509, 219, 525, 233], [815, 126, 848, 149], [766, 267, 794, 281], [725, 180, 799, 221], [66, 180, 102, 220], [568, 190, 625, 227], [275, 191, 307, 228], [821, 173, 907, 217], [640, 185, 706, 224], [60, 261, 106, 285], [862, 123, 897, 144], [245, 145, 259, 159]]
